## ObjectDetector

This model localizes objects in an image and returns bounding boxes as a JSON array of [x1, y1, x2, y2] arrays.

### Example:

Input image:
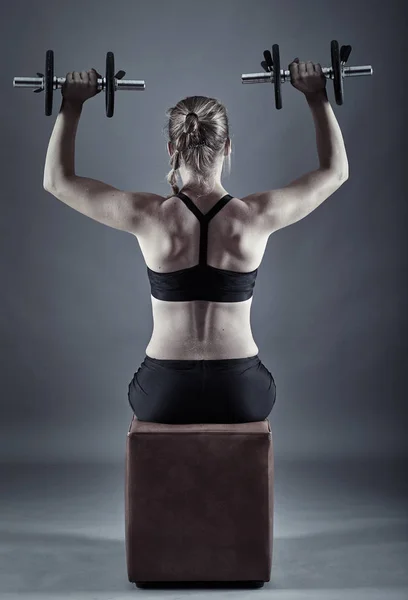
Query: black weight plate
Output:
[[45, 49, 54, 116], [272, 44, 282, 109], [106, 52, 115, 118], [261, 49, 273, 73], [331, 40, 343, 105]]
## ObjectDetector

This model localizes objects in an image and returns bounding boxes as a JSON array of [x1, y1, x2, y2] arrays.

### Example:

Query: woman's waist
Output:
[[146, 330, 258, 361]]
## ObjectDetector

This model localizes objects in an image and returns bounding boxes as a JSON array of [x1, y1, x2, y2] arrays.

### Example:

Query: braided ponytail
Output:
[[164, 96, 231, 198]]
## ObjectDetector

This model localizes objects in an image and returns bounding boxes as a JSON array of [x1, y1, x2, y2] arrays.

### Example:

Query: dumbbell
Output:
[[242, 40, 373, 109], [13, 50, 146, 117]]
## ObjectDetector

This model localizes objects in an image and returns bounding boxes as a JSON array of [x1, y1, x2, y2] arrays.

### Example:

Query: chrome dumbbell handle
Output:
[[242, 65, 373, 84], [13, 76, 145, 91]]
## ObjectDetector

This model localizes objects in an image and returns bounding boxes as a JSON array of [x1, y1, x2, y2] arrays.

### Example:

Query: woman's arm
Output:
[[245, 89, 349, 235], [42, 97, 160, 233], [43, 99, 82, 187], [305, 89, 349, 176]]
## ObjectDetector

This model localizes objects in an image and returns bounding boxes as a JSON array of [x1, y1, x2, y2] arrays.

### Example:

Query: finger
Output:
[[88, 69, 97, 85], [73, 71, 81, 83], [66, 72, 74, 83], [289, 58, 299, 77], [90, 69, 102, 93], [80, 71, 88, 82], [298, 61, 307, 78], [306, 61, 314, 76], [315, 62, 323, 75], [289, 64, 299, 80]]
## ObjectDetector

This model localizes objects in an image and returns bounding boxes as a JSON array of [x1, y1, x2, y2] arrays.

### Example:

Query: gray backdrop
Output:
[[1, 0, 406, 463]]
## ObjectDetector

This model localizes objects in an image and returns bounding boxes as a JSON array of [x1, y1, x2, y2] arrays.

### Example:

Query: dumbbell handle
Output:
[[242, 65, 373, 84], [13, 76, 145, 91]]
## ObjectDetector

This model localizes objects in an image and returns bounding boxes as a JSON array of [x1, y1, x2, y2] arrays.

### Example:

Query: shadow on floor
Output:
[[1, 520, 407, 593]]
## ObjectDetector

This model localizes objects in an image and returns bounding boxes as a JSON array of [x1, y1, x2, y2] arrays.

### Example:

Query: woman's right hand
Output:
[[288, 58, 326, 96], [61, 69, 102, 106]]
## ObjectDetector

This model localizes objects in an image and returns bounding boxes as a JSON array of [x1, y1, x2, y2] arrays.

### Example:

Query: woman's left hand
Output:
[[61, 68, 102, 105]]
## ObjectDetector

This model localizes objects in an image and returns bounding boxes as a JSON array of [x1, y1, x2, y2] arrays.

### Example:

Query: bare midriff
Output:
[[145, 296, 259, 360]]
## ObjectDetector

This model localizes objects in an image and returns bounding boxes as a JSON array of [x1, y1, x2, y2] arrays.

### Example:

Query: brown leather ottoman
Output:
[[125, 415, 274, 588]]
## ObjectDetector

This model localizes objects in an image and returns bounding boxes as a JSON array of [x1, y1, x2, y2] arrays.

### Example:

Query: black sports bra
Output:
[[147, 191, 258, 302]]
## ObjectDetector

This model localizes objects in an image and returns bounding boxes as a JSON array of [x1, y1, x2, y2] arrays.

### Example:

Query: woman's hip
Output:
[[128, 354, 276, 424]]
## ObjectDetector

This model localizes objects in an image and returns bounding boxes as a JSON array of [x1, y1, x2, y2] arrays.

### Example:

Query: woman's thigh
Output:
[[128, 355, 276, 424]]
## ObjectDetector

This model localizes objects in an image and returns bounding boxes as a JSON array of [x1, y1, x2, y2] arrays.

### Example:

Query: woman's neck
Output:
[[180, 183, 227, 200]]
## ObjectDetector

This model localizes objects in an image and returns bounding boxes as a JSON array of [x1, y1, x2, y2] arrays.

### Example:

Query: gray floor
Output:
[[0, 458, 407, 600]]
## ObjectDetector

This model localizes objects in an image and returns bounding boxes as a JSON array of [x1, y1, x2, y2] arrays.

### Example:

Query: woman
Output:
[[43, 59, 348, 424]]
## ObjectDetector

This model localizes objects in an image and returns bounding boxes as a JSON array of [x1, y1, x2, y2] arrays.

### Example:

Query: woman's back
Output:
[[134, 189, 270, 360]]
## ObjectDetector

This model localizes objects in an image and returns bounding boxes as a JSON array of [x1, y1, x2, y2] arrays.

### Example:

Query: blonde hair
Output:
[[163, 96, 231, 199]]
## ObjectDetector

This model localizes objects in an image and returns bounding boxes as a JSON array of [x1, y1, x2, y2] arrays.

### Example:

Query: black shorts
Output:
[[128, 354, 276, 424]]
